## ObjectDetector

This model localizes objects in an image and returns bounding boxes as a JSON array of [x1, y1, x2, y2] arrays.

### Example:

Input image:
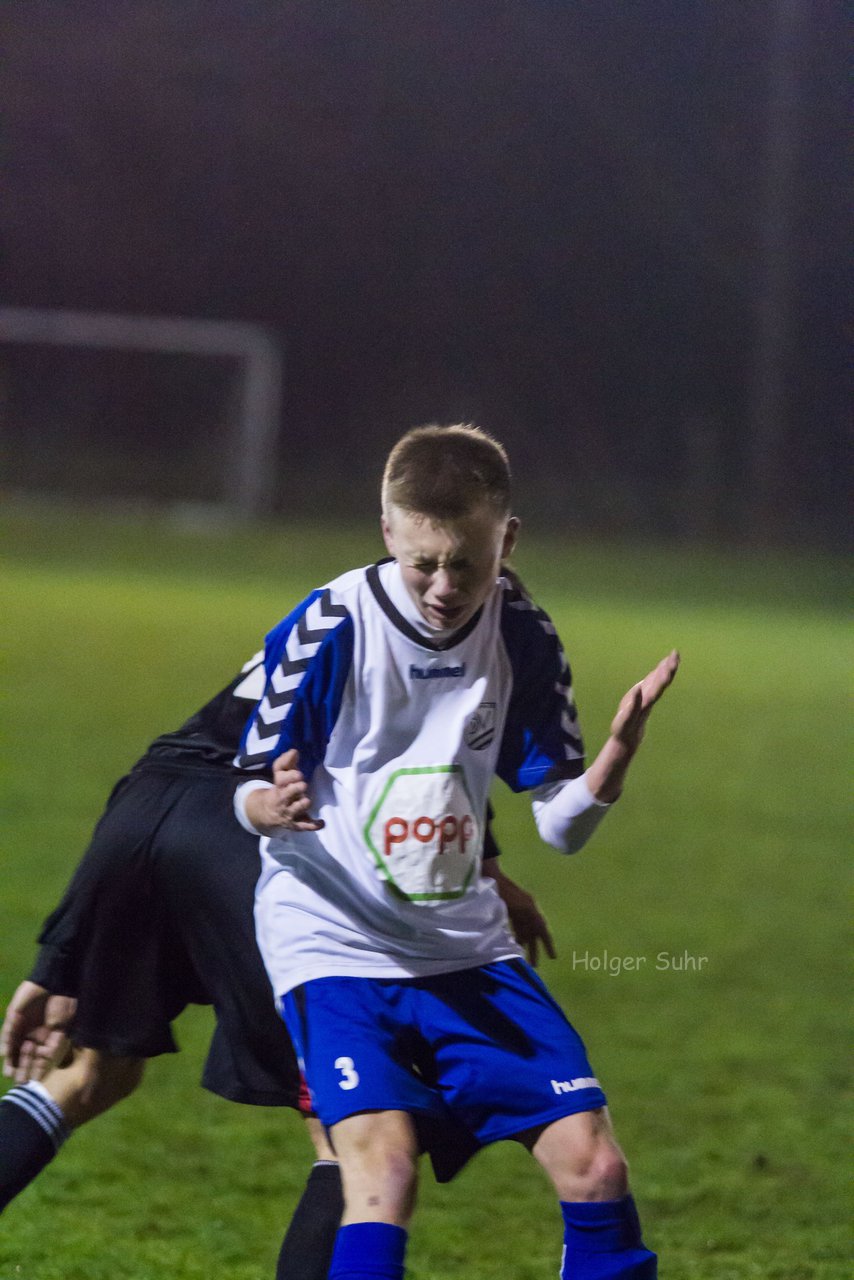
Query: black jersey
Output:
[[138, 651, 270, 775], [140, 646, 500, 859]]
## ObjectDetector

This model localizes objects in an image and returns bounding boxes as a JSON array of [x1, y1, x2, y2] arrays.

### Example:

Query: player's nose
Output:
[[432, 568, 459, 599]]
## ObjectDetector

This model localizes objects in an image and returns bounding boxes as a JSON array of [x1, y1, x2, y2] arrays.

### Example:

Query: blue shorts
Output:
[[281, 959, 607, 1151]]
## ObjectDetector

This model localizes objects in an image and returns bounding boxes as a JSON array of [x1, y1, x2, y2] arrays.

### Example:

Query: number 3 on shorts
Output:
[[334, 1055, 360, 1090]]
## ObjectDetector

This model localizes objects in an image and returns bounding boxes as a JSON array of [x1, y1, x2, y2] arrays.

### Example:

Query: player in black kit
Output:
[[1, 651, 553, 1278]]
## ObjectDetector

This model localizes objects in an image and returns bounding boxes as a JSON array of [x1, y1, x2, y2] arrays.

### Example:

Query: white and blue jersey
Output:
[[238, 559, 585, 998]]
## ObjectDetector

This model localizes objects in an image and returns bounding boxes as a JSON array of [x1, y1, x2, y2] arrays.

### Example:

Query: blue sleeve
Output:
[[236, 589, 353, 776], [495, 589, 585, 792]]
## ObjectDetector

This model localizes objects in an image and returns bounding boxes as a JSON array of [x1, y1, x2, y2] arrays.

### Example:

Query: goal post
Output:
[[0, 306, 283, 517]]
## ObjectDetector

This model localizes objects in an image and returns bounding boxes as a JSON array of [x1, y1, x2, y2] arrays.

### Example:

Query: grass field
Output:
[[1, 500, 850, 1278]]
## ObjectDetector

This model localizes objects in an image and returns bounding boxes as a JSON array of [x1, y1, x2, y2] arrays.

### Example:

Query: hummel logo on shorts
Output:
[[551, 1076, 600, 1094]]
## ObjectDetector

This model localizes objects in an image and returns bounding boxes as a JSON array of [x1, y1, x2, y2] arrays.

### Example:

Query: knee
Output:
[[571, 1140, 629, 1201], [349, 1138, 418, 1205], [534, 1114, 630, 1202], [45, 1050, 145, 1125]]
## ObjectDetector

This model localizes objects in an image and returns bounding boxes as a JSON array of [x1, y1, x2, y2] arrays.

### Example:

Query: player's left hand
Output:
[[610, 649, 680, 753], [1, 980, 76, 1083]]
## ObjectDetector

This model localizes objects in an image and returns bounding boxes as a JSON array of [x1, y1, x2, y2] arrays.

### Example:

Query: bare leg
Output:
[[0, 1046, 144, 1211], [38, 1047, 145, 1126], [330, 1109, 419, 1227], [521, 1107, 628, 1201], [520, 1109, 656, 1279]]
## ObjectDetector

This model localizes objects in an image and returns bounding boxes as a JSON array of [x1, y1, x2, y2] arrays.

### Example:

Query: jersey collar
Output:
[[366, 560, 485, 652]]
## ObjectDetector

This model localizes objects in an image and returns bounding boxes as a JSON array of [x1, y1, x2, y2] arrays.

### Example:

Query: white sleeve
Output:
[[234, 779, 274, 836], [532, 773, 612, 855]]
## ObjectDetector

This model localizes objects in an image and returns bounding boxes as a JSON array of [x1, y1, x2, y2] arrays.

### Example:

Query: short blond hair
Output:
[[381, 424, 512, 520]]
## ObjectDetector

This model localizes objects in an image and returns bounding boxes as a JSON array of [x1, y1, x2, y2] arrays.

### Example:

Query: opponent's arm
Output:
[[483, 858, 556, 967]]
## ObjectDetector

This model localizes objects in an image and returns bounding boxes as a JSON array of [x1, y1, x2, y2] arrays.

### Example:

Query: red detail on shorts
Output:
[[297, 1072, 314, 1115]]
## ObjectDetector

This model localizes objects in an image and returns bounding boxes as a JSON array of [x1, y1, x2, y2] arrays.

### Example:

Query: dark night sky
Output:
[[2, 1, 849, 544]]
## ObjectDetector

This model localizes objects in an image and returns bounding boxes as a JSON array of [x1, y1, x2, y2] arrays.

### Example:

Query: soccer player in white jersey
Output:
[[236, 424, 679, 1280]]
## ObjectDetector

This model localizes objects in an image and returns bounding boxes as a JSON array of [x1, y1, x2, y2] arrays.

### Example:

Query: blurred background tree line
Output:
[[1, 0, 848, 547]]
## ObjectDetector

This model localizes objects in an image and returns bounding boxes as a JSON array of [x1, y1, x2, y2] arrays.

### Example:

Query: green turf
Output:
[[1, 501, 850, 1277]]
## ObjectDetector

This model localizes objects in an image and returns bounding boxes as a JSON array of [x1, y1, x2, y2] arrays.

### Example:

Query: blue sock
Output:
[[329, 1221, 408, 1279], [560, 1196, 657, 1278]]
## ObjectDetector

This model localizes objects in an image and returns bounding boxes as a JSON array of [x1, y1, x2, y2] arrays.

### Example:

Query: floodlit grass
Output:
[[1, 500, 849, 1278]]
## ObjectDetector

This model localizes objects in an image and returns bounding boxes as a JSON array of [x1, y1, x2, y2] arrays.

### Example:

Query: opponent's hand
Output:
[[245, 748, 325, 834], [610, 650, 680, 753], [1, 981, 76, 1083], [486, 863, 556, 967], [502, 880, 556, 968]]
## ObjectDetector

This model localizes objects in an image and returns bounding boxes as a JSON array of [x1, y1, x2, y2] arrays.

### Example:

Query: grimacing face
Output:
[[381, 502, 519, 631]]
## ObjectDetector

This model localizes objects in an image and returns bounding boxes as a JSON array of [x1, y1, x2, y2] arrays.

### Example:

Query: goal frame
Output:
[[0, 305, 283, 517]]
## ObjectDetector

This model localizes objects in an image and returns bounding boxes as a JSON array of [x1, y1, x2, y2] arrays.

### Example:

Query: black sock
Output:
[[0, 1084, 69, 1211], [276, 1160, 343, 1280]]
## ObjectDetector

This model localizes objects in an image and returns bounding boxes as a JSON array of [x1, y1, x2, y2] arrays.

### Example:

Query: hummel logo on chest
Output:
[[409, 664, 466, 680]]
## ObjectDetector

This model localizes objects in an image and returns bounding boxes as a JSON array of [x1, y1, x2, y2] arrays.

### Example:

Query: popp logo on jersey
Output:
[[383, 812, 475, 859], [363, 765, 481, 902]]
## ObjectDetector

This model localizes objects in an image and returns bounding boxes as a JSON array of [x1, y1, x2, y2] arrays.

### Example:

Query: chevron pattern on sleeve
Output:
[[238, 590, 350, 768], [503, 578, 584, 760]]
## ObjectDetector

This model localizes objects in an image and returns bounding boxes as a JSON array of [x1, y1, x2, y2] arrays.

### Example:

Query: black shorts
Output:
[[31, 764, 303, 1109]]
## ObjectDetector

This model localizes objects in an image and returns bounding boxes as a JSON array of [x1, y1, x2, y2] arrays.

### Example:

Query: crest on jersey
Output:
[[464, 702, 496, 751]]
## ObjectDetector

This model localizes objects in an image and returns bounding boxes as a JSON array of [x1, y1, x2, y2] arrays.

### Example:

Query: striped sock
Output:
[[0, 1083, 70, 1211]]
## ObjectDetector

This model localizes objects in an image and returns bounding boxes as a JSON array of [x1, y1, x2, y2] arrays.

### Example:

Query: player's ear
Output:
[[502, 516, 520, 559], [380, 511, 395, 557]]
